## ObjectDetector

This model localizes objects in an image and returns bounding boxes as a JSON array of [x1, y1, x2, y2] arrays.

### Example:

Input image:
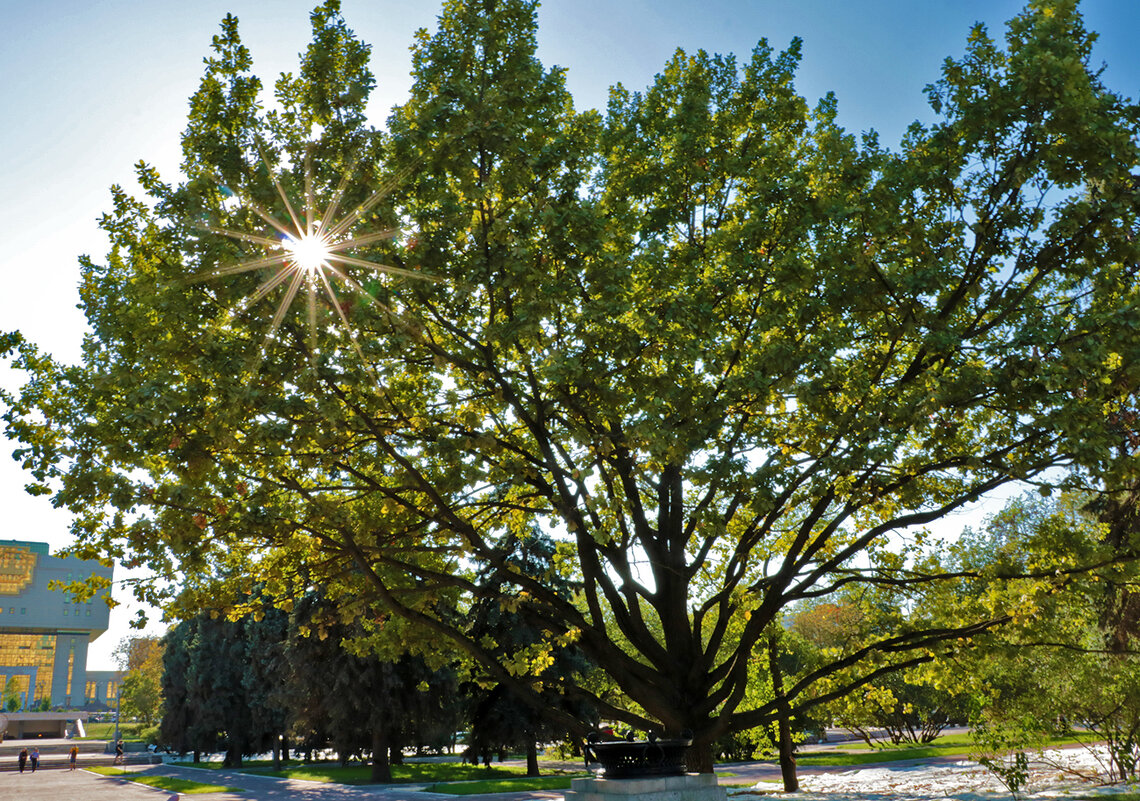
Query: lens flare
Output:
[[283, 232, 331, 273], [192, 146, 431, 371]]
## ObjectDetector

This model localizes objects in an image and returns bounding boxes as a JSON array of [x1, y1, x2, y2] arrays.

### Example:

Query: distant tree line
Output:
[[158, 531, 599, 780]]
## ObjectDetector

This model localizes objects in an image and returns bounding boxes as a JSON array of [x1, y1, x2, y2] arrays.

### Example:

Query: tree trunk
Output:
[[371, 728, 392, 783], [775, 714, 798, 791], [685, 739, 716, 774], [526, 738, 539, 777], [768, 634, 799, 792]]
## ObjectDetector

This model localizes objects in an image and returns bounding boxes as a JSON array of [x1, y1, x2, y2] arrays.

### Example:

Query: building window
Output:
[[0, 545, 37, 595], [0, 634, 56, 703], [4, 674, 30, 704], [66, 642, 75, 700]]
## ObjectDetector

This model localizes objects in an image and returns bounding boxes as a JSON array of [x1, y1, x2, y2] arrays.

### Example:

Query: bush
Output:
[[141, 725, 162, 746]]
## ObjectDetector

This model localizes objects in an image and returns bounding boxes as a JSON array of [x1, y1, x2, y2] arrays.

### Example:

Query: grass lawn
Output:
[[794, 746, 959, 766], [820, 731, 973, 751], [87, 765, 244, 794], [174, 759, 570, 786], [80, 721, 147, 741], [791, 733, 1093, 768], [426, 775, 579, 794], [257, 762, 571, 786]]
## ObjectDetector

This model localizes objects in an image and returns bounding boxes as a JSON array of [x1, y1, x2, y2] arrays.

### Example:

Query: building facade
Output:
[[0, 539, 115, 710]]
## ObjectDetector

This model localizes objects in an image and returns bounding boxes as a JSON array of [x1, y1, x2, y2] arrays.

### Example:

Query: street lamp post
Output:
[[113, 672, 121, 748]]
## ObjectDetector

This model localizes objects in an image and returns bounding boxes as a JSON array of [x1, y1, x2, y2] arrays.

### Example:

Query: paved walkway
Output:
[[0, 761, 569, 801], [0, 765, 169, 800]]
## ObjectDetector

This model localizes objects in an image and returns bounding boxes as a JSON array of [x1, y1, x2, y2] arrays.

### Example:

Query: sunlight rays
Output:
[[192, 148, 429, 374]]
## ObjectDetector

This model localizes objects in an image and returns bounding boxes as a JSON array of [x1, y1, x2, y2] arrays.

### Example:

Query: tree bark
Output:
[[371, 728, 392, 783], [768, 634, 799, 792], [526, 738, 539, 777], [686, 740, 716, 774]]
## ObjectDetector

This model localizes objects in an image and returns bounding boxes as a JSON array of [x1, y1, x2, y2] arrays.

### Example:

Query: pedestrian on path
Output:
[[114, 738, 124, 764], [70, 744, 79, 770], [30, 746, 39, 772], [18, 747, 27, 773]]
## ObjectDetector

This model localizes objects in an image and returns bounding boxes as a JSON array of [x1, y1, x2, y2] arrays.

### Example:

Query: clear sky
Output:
[[2, 0, 1137, 670]]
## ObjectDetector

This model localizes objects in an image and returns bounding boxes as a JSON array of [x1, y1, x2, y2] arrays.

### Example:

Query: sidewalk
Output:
[[0, 766, 169, 800], [0, 760, 570, 801]]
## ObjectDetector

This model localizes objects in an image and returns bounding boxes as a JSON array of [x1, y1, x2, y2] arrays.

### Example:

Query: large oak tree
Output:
[[5, 0, 1140, 770]]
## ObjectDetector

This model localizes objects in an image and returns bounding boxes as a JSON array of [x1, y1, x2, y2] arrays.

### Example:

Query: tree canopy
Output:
[[281, 590, 461, 781], [117, 635, 165, 726], [160, 607, 287, 766], [4, 0, 1140, 770]]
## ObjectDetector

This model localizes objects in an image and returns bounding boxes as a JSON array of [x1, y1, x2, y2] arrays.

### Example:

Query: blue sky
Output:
[[2, 0, 1137, 668]]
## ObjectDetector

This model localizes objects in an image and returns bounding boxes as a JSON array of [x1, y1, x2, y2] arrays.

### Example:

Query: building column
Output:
[[70, 636, 90, 709], [52, 634, 87, 709]]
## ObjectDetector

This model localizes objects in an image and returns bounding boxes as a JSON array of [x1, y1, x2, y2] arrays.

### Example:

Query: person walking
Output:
[[114, 739, 124, 765], [70, 744, 79, 770], [30, 746, 39, 772], [18, 747, 27, 773]]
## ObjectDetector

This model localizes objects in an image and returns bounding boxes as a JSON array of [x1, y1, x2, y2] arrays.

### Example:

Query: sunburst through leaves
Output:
[[194, 147, 428, 371]]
